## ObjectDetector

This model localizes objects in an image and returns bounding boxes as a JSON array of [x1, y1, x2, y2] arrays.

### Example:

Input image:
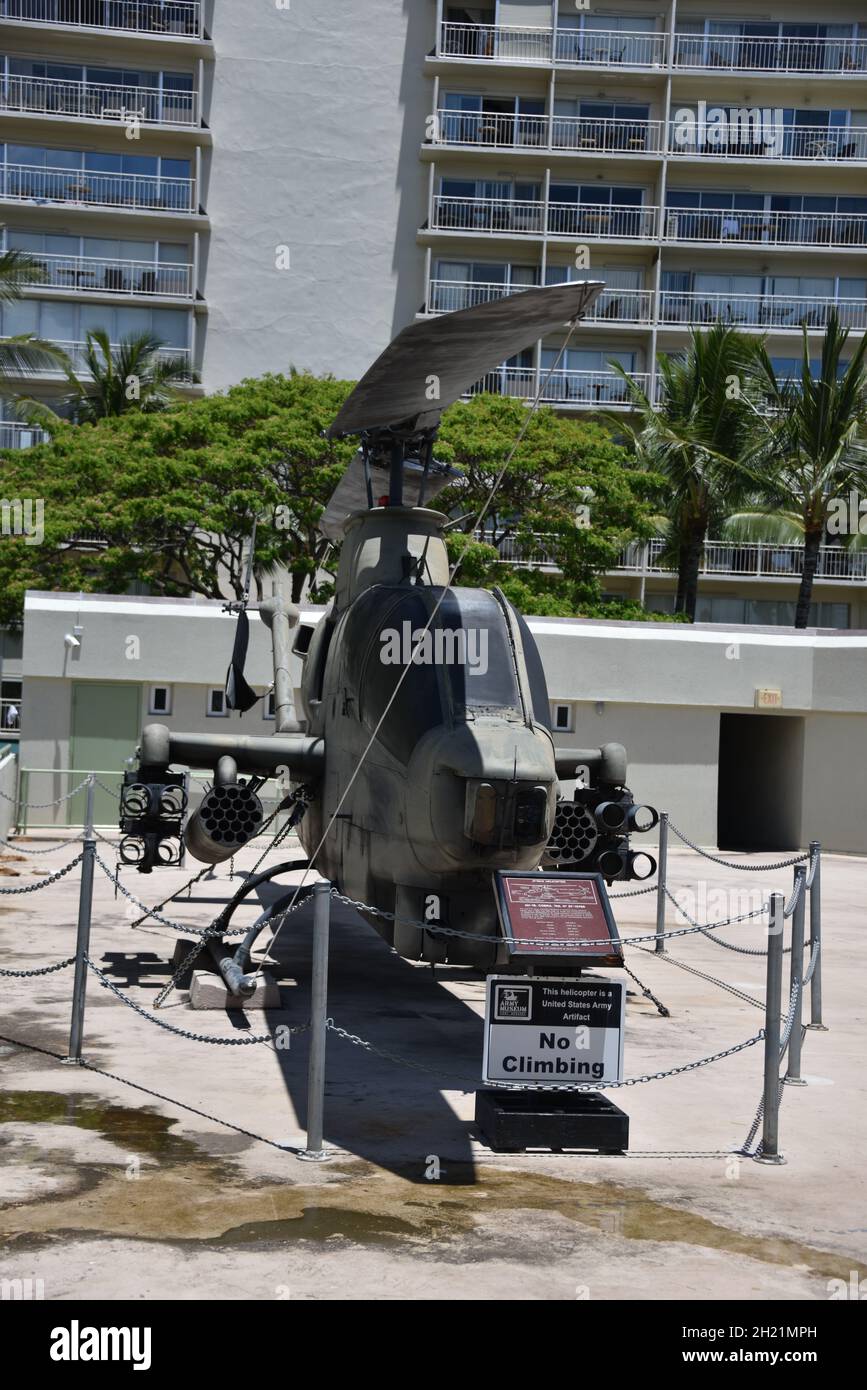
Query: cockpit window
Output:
[[433, 589, 523, 718], [359, 591, 446, 764]]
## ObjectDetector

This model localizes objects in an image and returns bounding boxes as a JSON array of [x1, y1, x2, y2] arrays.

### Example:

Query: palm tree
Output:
[[730, 313, 867, 629], [611, 323, 762, 618], [0, 247, 71, 386], [59, 330, 192, 422]]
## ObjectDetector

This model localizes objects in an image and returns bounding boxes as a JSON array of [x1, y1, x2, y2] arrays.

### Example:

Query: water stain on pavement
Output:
[[0, 1089, 853, 1281]]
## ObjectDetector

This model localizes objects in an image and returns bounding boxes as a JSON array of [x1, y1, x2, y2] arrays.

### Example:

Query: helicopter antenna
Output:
[[223, 516, 261, 714], [258, 315, 584, 972]]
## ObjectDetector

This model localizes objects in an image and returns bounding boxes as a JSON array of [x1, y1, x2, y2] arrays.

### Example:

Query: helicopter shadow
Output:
[[259, 887, 485, 1183]]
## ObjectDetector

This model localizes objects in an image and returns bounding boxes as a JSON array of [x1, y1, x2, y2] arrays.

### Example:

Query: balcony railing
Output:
[[434, 108, 663, 155], [437, 21, 666, 70], [0, 161, 196, 212], [429, 195, 657, 241], [467, 366, 649, 407], [619, 538, 867, 582], [669, 121, 867, 164], [663, 207, 867, 250], [426, 278, 652, 324], [659, 291, 867, 332], [555, 28, 667, 69], [0, 420, 48, 448], [547, 201, 657, 240], [21, 250, 193, 296], [5, 338, 192, 377], [673, 32, 867, 76], [0, 1, 201, 37], [0, 73, 197, 125], [476, 532, 867, 581]]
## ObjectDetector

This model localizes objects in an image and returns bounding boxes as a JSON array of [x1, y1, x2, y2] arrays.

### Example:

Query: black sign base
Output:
[[475, 1090, 629, 1154]]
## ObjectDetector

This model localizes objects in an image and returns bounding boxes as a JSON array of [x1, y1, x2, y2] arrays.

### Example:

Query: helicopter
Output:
[[119, 280, 658, 979]]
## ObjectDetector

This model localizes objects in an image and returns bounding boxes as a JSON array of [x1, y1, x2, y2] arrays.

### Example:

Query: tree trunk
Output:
[[675, 532, 704, 618], [795, 530, 822, 629], [681, 534, 704, 620]]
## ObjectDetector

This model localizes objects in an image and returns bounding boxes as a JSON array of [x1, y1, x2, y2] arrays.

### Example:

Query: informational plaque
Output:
[[494, 871, 623, 965], [483, 975, 625, 1085]]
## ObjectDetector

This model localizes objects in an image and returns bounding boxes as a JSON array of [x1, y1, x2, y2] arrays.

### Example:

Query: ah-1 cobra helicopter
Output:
[[119, 281, 657, 982]]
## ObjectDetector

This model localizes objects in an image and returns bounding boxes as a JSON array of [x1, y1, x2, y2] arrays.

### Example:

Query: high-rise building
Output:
[[3, 2, 865, 412], [0, 1, 865, 640]]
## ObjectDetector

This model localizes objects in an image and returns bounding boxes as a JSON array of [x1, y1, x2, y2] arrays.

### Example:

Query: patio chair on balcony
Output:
[[103, 266, 127, 291]]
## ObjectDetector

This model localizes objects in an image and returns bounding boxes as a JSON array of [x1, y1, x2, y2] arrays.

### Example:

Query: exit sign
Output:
[[755, 688, 783, 710]]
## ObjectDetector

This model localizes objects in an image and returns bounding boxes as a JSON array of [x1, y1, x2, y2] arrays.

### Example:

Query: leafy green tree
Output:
[[0, 371, 356, 623], [612, 324, 762, 619], [436, 393, 663, 615], [726, 313, 867, 628], [23, 330, 192, 425]]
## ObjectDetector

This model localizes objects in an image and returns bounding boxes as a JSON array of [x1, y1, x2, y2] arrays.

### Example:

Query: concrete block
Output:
[[189, 969, 281, 1010]]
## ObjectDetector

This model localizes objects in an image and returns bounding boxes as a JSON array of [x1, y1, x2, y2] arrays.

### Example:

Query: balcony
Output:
[[660, 291, 867, 333], [0, 73, 197, 127], [430, 195, 658, 241], [0, 2, 202, 37], [619, 538, 867, 583], [46, 339, 191, 378], [669, 121, 867, 164], [467, 365, 650, 408], [433, 108, 663, 156], [673, 32, 867, 77], [663, 208, 867, 250], [425, 278, 652, 324], [21, 250, 193, 297], [0, 419, 48, 447], [0, 162, 196, 212], [547, 201, 657, 241], [478, 533, 867, 583], [437, 21, 666, 70]]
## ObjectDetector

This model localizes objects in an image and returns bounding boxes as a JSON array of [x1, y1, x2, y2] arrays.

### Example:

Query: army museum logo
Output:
[[379, 620, 489, 674], [494, 984, 532, 1021]]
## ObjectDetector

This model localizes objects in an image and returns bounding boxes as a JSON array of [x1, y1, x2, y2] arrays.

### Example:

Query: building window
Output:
[[148, 685, 172, 716], [207, 687, 228, 717], [553, 703, 573, 733], [1, 679, 21, 733], [264, 690, 275, 720]]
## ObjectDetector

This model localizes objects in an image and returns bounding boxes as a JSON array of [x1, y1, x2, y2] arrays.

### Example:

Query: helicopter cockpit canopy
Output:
[[343, 586, 527, 766]]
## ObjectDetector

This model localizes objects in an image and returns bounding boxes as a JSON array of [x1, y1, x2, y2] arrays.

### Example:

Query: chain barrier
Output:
[[85, 956, 310, 1046], [0, 956, 77, 978], [663, 885, 781, 958], [667, 823, 809, 873], [326, 1015, 763, 1092], [0, 853, 83, 894], [332, 891, 770, 951], [606, 883, 658, 900], [803, 940, 820, 986], [0, 776, 91, 808], [94, 855, 249, 938], [621, 961, 670, 1017], [632, 942, 765, 1010], [783, 870, 806, 919]]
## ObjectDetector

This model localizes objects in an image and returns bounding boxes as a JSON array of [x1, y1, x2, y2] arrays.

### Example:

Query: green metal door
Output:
[[69, 682, 142, 826]]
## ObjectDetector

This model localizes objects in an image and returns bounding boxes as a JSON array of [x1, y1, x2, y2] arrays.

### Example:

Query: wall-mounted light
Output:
[[595, 701, 605, 716], [63, 633, 80, 650]]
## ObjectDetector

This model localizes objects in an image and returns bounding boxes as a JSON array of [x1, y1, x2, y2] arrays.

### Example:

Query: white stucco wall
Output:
[[199, 0, 433, 390]]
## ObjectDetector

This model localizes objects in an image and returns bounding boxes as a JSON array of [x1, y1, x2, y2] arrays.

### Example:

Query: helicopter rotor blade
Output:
[[326, 279, 605, 438], [225, 607, 260, 714]]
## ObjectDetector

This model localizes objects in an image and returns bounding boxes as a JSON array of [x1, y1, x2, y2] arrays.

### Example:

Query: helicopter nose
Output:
[[428, 722, 557, 852]]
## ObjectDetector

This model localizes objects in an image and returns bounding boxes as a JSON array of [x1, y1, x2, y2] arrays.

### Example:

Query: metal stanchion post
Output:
[[65, 775, 96, 1065], [755, 891, 786, 1164], [654, 811, 668, 954], [807, 841, 826, 1031], [300, 881, 331, 1161], [784, 865, 807, 1086]]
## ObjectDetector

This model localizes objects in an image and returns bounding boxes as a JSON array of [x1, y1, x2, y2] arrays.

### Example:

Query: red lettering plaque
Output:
[[494, 871, 624, 965]]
